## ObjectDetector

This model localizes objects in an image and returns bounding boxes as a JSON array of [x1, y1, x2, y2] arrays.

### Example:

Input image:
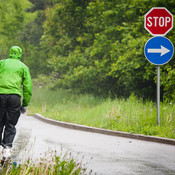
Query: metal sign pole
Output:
[[157, 65, 160, 126]]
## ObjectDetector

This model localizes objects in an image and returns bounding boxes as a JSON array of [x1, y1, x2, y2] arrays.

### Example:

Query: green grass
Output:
[[28, 87, 175, 139], [1, 150, 87, 175]]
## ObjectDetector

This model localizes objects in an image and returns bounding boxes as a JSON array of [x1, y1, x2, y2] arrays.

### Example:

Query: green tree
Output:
[[18, 0, 55, 77], [40, 0, 175, 100], [0, 0, 35, 59]]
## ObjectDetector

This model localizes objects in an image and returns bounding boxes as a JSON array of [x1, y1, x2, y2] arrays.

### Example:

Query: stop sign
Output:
[[144, 7, 173, 36]]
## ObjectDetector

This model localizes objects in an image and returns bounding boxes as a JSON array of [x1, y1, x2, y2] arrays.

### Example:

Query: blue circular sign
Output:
[[144, 36, 174, 65]]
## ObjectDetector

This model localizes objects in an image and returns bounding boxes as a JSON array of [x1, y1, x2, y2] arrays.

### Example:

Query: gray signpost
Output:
[[157, 66, 160, 125]]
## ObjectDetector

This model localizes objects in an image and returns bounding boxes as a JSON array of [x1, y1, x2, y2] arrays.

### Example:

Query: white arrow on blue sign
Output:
[[144, 36, 174, 65]]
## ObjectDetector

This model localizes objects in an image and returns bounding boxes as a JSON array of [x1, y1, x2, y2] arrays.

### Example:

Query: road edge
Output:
[[33, 113, 175, 145]]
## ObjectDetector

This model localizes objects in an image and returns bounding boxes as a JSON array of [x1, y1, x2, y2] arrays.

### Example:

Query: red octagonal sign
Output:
[[144, 7, 173, 36]]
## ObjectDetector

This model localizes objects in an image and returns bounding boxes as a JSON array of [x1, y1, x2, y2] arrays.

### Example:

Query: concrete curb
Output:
[[33, 113, 175, 145]]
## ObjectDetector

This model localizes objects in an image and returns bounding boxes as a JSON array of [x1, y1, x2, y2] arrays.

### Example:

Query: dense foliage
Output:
[[0, 0, 175, 101]]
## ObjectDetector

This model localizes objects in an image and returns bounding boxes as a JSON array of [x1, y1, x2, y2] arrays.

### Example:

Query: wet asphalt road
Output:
[[14, 115, 175, 175]]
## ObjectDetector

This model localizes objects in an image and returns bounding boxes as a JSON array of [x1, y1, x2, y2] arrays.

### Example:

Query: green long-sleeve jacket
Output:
[[0, 46, 32, 106]]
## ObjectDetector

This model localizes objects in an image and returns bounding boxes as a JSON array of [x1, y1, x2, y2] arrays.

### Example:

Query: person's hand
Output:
[[21, 106, 27, 114]]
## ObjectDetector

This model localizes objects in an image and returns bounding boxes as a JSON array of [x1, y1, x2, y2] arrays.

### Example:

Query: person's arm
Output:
[[22, 66, 32, 107]]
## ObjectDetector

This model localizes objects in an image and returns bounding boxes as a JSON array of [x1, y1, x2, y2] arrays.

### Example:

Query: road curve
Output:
[[15, 115, 175, 175]]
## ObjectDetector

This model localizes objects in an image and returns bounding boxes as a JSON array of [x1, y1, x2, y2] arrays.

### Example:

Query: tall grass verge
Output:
[[28, 88, 175, 139]]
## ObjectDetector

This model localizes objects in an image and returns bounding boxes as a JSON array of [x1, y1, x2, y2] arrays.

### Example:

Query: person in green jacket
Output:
[[0, 46, 32, 161]]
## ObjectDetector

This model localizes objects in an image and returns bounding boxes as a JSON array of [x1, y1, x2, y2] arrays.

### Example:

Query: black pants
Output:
[[0, 94, 21, 147]]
